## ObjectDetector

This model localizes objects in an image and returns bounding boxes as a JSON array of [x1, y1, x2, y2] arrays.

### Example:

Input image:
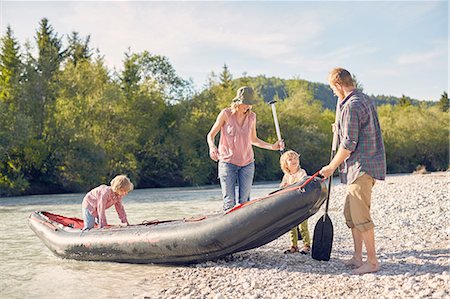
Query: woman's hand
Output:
[[209, 145, 219, 161], [332, 123, 338, 133], [271, 139, 285, 151]]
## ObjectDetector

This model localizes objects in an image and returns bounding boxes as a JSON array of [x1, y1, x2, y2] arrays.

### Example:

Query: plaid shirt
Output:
[[338, 89, 386, 184]]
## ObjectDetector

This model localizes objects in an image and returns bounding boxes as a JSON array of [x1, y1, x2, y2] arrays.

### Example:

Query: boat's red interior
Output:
[[43, 211, 96, 229]]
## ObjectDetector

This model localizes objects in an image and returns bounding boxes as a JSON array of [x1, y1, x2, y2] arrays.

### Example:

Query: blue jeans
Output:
[[218, 161, 255, 211], [82, 207, 95, 230]]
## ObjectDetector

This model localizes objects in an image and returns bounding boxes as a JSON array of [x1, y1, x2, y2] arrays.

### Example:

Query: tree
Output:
[[0, 26, 22, 108], [378, 104, 448, 173], [132, 51, 192, 102], [15, 18, 67, 193], [219, 64, 233, 88], [22, 18, 64, 138], [352, 74, 364, 92], [52, 59, 111, 191], [398, 94, 411, 107], [36, 18, 64, 77], [438, 91, 448, 112], [0, 26, 35, 195], [66, 31, 92, 66], [119, 50, 181, 187]]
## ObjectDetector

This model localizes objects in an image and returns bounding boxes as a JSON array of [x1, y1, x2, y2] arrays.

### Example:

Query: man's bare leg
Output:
[[353, 228, 379, 274], [344, 228, 363, 268]]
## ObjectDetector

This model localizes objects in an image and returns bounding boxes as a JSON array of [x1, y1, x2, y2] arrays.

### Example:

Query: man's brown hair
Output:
[[328, 67, 355, 88]]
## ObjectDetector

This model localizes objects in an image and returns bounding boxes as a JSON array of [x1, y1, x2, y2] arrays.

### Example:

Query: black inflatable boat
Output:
[[29, 176, 327, 264]]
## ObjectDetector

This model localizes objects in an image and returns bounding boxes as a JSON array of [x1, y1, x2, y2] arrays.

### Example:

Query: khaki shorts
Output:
[[344, 173, 376, 232]]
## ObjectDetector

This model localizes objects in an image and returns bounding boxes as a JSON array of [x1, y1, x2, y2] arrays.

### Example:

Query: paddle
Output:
[[311, 96, 341, 261], [268, 99, 285, 154], [270, 99, 307, 238]]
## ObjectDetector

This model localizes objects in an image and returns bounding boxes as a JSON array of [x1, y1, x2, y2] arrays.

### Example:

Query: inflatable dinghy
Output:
[[29, 176, 327, 264]]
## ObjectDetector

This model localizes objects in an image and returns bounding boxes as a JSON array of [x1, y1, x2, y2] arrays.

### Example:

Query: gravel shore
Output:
[[142, 172, 449, 299]]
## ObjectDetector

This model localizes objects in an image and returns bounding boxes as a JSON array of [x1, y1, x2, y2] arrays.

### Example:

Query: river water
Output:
[[0, 182, 280, 299]]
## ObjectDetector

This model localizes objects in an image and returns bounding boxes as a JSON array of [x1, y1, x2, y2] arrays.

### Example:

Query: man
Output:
[[320, 67, 386, 275]]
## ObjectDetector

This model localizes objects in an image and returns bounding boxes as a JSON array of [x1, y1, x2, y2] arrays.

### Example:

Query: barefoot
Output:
[[283, 246, 298, 254], [352, 261, 380, 275], [343, 257, 363, 268]]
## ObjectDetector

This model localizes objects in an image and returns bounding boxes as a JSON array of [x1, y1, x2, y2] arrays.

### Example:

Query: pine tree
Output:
[[0, 25, 22, 108], [398, 94, 411, 107], [26, 18, 64, 138], [36, 18, 63, 78], [219, 64, 232, 88], [120, 50, 141, 100], [438, 91, 448, 112], [66, 31, 92, 66], [0, 26, 33, 195], [352, 74, 364, 92]]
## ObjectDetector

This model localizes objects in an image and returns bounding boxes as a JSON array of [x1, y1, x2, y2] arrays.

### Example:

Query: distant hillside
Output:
[[232, 75, 430, 111]]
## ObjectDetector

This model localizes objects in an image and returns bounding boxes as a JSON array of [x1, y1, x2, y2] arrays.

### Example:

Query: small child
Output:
[[81, 174, 134, 230], [279, 150, 311, 254]]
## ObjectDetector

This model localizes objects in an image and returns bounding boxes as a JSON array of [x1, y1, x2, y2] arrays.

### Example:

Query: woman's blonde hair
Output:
[[280, 150, 300, 174], [110, 175, 134, 193], [328, 67, 355, 88]]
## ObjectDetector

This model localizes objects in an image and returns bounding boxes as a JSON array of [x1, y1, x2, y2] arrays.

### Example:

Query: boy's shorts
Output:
[[344, 173, 376, 232]]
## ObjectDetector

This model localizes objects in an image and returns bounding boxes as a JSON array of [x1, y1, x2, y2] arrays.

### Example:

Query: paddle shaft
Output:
[[269, 100, 284, 154], [323, 98, 341, 217], [271, 103, 282, 141]]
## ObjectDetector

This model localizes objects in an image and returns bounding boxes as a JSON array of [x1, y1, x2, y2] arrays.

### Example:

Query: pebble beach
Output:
[[141, 172, 449, 299]]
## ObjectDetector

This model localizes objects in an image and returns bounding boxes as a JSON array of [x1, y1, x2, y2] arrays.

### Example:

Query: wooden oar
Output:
[[312, 96, 341, 261]]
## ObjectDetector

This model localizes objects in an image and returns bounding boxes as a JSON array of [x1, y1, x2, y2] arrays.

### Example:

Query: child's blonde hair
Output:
[[280, 150, 300, 175], [110, 175, 134, 193]]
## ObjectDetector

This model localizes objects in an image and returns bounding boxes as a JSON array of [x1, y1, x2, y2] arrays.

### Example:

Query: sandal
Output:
[[283, 246, 299, 254], [299, 245, 311, 255]]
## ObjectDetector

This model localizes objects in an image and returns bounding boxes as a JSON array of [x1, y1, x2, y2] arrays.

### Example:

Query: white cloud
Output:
[[397, 49, 447, 66], [59, 2, 328, 70], [1, 1, 447, 100]]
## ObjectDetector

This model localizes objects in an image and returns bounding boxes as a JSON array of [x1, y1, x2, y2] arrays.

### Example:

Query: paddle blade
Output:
[[312, 214, 334, 261]]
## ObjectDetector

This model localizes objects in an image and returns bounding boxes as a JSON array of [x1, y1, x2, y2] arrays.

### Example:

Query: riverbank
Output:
[[142, 172, 449, 299]]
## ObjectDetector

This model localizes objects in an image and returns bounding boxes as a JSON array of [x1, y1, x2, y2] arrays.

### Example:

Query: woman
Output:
[[207, 86, 284, 211]]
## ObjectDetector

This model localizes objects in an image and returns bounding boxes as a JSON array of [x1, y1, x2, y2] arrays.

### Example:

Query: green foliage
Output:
[[66, 31, 92, 66], [0, 102, 33, 196], [0, 26, 35, 195], [0, 26, 22, 108], [219, 64, 233, 88], [53, 59, 116, 190], [438, 91, 448, 112], [398, 94, 412, 107], [36, 18, 64, 76], [0, 20, 448, 196], [378, 104, 449, 172], [352, 74, 364, 92]]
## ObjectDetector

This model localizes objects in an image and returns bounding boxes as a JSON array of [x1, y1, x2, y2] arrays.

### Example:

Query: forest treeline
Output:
[[1, 19, 448, 196]]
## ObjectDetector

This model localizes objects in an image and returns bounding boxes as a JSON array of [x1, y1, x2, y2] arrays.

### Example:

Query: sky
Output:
[[1, 1, 448, 101]]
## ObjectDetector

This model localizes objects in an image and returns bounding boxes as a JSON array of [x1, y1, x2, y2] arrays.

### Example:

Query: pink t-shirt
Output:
[[81, 185, 127, 228], [218, 108, 256, 166]]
